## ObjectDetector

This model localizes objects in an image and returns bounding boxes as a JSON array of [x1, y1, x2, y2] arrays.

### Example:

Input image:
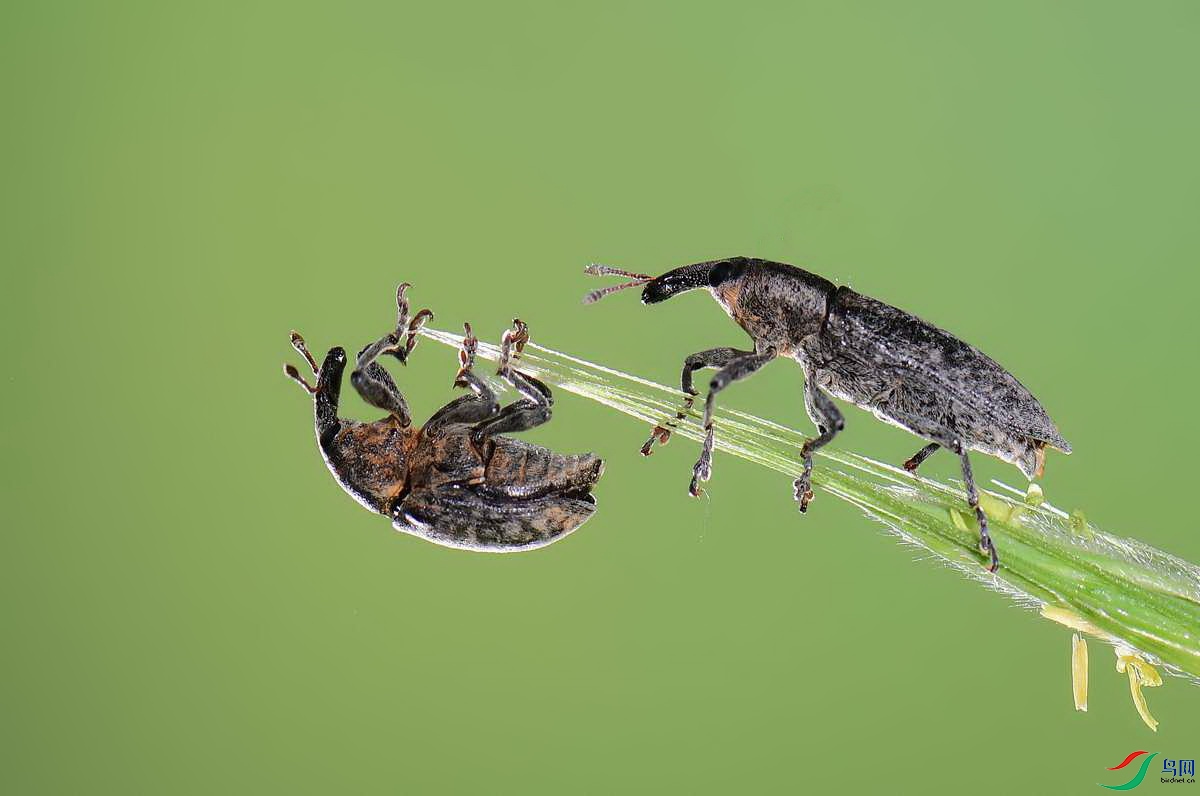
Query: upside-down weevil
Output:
[[285, 284, 604, 551], [584, 257, 1070, 571]]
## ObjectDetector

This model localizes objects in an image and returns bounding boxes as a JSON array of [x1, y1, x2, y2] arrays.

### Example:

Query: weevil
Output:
[[584, 257, 1071, 571], [284, 284, 604, 551]]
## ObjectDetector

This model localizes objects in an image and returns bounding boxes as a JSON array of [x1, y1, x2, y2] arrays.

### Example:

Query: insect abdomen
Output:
[[806, 288, 1070, 466]]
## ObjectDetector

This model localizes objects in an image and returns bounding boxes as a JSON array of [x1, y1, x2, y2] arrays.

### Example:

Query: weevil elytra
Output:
[[285, 284, 604, 551], [584, 257, 1071, 571]]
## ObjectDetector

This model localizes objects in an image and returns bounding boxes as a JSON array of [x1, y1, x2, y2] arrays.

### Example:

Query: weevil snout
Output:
[[639, 262, 728, 304]]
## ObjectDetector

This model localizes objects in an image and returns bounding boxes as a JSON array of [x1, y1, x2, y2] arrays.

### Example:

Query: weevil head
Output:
[[583, 258, 836, 353], [287, 343, 417, 515], [582, 259, 749, 307]]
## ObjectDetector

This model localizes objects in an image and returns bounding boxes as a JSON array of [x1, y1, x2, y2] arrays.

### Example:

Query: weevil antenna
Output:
[[290, 331, 319, 374], [284, 363, 317, 394], [582, 263, 654, 304]]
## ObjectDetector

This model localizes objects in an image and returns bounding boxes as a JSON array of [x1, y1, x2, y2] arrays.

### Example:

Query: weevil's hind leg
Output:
[[885, 412, 999, 572], [903, 442, 941, 473], [794, 379, 845, 512], [958, 449, 999, 572], [426, 323, 501, 431], [469, 321, 553, 455], [688, 349, 775, 497], [641, 347, 753, 456]]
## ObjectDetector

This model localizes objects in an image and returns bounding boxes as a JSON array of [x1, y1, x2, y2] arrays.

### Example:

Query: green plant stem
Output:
[[419, 327, 1200, 681]]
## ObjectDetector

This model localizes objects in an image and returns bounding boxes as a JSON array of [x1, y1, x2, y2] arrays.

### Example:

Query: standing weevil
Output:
[[284, 284, 604, 551], [583, 257, 1071, 571]]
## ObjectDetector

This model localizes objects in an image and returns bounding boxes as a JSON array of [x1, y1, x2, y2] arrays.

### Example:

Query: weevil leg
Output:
[[350, 284, 433, 427], [957, 448, 999, 572], [794, 379, 845, 512], [426, 323, 501, 431], [469, 321, 554, 455], [351, 344, 412, 426], [903, 442, 941, 473], [883, 412, 1000, 572], [470, 387, 552, 456], [502, 318, 529, 363], [641, 347, 754, 456], [688, 349, 776, 497]]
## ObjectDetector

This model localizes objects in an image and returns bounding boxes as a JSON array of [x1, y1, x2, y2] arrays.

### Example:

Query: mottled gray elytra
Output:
[[285, 285, 604, 551], [584, 257, 1071, 572]]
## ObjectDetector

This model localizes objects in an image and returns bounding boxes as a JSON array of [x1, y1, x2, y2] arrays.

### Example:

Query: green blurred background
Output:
[[4, 1, 1198, 793]]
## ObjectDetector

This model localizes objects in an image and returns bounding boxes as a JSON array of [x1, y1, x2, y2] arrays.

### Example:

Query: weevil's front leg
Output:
[[794, 379, 845, 512], [903, 442, 941, 473], [350, 284, 434, 426], [957, 449, 999, 572], [425, 323, 501, 432], [689, 349, 775, 497], [641, 347, 754, 456], [351, 346, 412, 426], [469, 321, 554, 455]]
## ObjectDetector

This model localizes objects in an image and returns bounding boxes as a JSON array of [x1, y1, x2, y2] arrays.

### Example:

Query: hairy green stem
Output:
[[420, 327, 1200, 682]]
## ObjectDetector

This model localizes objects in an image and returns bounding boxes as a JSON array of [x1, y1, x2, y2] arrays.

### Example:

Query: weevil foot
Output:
[[454, 322, 478, 387], [688, 454, 711, 497], [641, 395, 694, 456], [498, 319, 529, 374], [403, 308, 434, 359], [688, 423, 715, 497], [372, 283, 433, 364], [974, 506, 1000, 572], [509, 318, 528, 359], [984, 539, 1000, 573], [640, 425, 671, 456], [793, 478, 814, 513]]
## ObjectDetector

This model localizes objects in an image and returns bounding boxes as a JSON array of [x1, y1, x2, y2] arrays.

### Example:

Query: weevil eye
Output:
[[708, 258, 745, 287]]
